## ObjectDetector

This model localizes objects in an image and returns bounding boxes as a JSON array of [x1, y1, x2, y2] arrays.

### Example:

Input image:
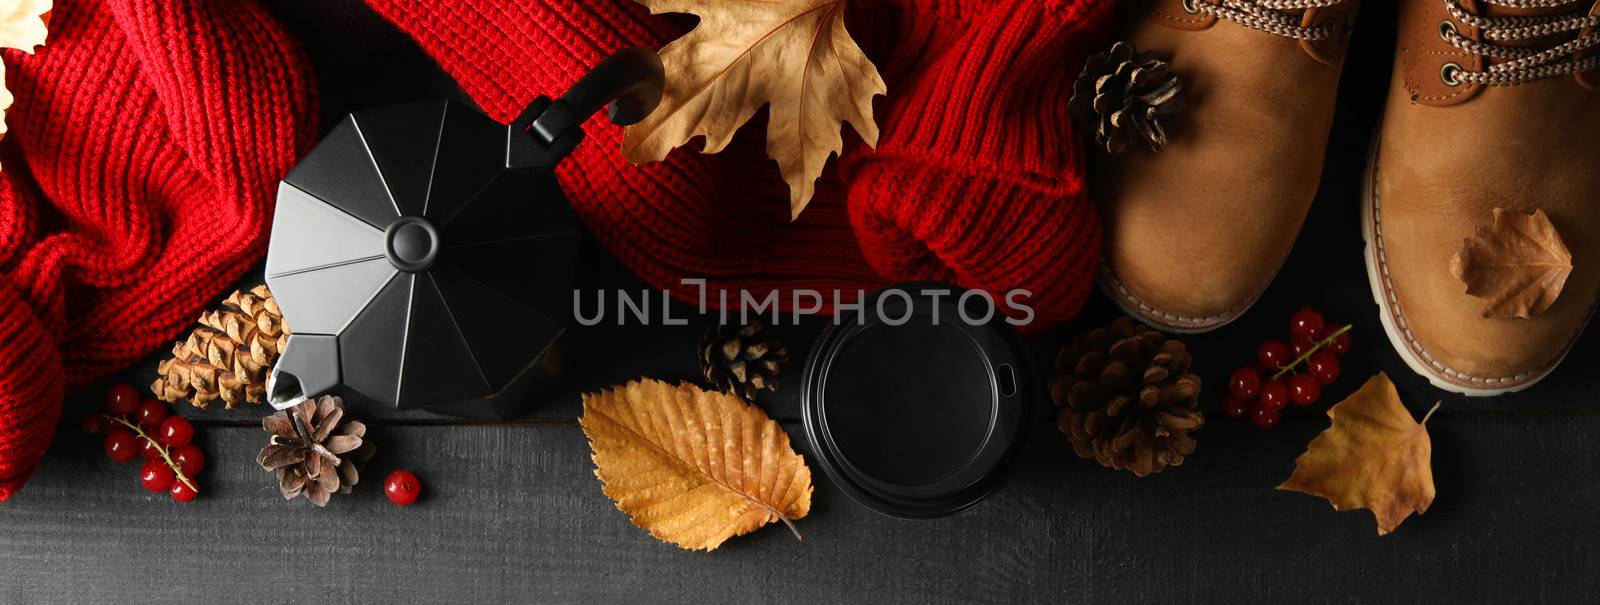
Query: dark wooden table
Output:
[[2, 2, 1596, 602]]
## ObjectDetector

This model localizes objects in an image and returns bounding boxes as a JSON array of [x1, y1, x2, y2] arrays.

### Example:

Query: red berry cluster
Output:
[[85, 384, 205, 502], [1223, 307, 1353, 429]]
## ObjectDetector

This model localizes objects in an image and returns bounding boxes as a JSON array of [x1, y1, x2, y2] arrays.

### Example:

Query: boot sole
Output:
[[1361, 134, 1567, 397], [1097, 263, 1256, 334]]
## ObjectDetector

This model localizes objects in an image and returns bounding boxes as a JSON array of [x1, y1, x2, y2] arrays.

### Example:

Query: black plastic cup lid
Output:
[[801, 283, 1032, 519]]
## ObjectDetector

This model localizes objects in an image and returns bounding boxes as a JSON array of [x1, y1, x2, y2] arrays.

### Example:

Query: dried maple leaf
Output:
[[1449, 207, 1572, 319], [1278, 373, 1439, 536], [580, 378, 813, 551], [621, 0, 886, 220], [0, 0, 50, 161]]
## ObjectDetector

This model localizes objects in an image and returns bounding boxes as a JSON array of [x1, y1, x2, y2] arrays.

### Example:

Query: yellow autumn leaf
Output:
[[621, 0, 886, 220], [581, 378, 813, 551], [1278, 372, 1439, 536], [0, 0, 50, 153]]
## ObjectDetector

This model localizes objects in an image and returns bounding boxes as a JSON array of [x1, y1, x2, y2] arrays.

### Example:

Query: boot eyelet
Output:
[[1181, 0, 1199, 14], [1316, 18, 1338, 38], [1441, 62, 1464, 86], [1438, 20, 1458, 41]]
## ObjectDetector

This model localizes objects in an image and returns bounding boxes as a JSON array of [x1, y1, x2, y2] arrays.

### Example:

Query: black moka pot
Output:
[[263, 48, 664, 420]]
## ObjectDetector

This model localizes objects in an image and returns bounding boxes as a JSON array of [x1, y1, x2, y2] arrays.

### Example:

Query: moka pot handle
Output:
[[506, 47, 665, 170]]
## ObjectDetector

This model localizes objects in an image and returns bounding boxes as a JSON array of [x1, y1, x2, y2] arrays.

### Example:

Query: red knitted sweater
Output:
[[0, 0, 316, 499]]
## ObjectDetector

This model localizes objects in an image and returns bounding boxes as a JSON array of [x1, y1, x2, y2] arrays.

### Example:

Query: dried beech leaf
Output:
[[0, 0, 49, 160], [621, 0, 886, 219], [1278, 373, 1438, 536], [580, 379, 813, 551], [1449, 208, 1572, 319]]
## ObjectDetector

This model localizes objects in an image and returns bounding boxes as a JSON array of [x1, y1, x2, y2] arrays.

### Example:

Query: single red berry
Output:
[[1308, 351, 1342, 385], [140, 461, 176, 493], [1326, 325, 1352, 356], [106, 384, 141, 416], [81, 413, 107, 434], [1221, 395, 1253, 420], [1289, 307, 1325, 340], [1257, 340, 1292, 370], [169, 480, 198, 503], [159, 416, 194, 447], [139, 438, 164, 461], [384, 470, 422, 506], [104, 429, 139, 463], [1258, 380, 1290, 411], [171, 445, 205, 477], [1227, 367, 1263, 401], [1290, 337, 1315, 358], [1289, 374, 1322, 406], [1251, 406, 1282, 429], [135, 400, 168, 432]]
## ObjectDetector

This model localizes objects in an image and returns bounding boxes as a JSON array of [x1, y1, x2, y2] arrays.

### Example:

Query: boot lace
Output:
[[1439, 0, 1600, 85], [1186, 0, 1353, 41]]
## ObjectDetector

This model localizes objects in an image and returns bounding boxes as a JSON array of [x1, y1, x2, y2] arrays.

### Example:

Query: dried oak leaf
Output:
[[1449, 207, 1572, 319], [580, 378, 813, 551], [621, 0, 886, 220], [0, 0, 50, 167], [1278, 373, 1438, 536]]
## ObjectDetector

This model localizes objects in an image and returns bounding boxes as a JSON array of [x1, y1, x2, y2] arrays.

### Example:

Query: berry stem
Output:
[[104, 415, 198, 493], [1270, 324, 1352, 382]]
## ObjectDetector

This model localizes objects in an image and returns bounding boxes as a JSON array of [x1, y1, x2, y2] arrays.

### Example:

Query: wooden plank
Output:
[[3, 410, 1595, 602]]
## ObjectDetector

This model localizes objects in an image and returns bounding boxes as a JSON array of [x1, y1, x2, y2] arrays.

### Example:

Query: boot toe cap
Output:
[[1099, 241, 1278, 333], [1381, 283, 1593, 395]]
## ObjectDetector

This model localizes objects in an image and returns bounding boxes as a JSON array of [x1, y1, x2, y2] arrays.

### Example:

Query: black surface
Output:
[[3, 0, 1597, 602]]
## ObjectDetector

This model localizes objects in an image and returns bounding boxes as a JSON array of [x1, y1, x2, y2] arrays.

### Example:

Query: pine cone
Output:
[[1068, 41, 1184, 154], [1049, 317, 1203, 477], [153, 285, 289, 410], [257, 395, 375, 507], [699, 321, 787, 402]]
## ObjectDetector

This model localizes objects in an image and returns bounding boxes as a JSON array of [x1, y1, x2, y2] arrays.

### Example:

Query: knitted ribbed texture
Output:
[[0, 0, 316, 499], [363, 0, 1110, 331], [0, 278, 62, 501], [842, 0, 1109, 329]]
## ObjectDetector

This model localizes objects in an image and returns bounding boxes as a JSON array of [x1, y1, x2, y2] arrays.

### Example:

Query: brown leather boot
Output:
[[1096, 0, 1360, 332], [1366, 0, 1600, 395]]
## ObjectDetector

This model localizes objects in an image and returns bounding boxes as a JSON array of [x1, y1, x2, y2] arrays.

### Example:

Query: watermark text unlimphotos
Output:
[[574, 279, 1034, 327]]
